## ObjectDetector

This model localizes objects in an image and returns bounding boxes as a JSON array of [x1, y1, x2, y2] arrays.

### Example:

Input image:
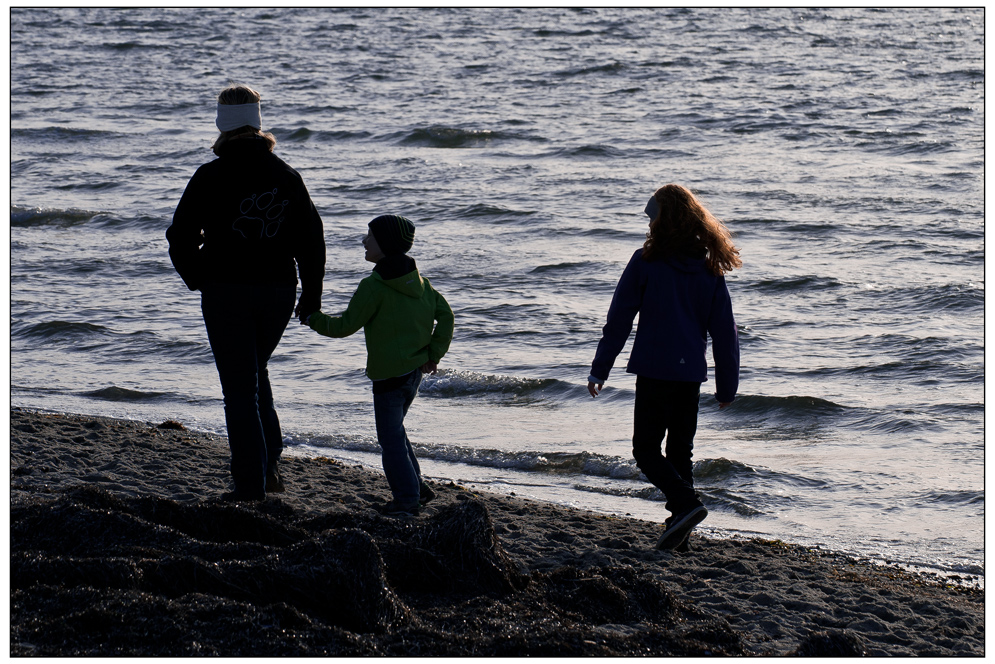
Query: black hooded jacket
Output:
[[166, 137, 326, 314]]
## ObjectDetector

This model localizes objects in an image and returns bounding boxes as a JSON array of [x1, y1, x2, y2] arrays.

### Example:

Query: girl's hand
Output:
[[421, 361, 438, 375], [588, 381, 603, 398], [718, 402, 731, 410]]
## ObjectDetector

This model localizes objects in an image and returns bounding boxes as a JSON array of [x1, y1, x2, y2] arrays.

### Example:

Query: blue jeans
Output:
[[372, 369, 423, 505], [201, 282, 296, 499], [632, 376, 702, 515]]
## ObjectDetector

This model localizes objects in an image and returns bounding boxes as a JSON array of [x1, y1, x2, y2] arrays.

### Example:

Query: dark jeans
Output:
[[632, 376, 702, 515], [201, 282, 295, 499], [372, 369, 423, 505]]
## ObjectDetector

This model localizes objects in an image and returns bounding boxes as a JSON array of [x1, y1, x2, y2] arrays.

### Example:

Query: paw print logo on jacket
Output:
[[233, 188, 289, 239]]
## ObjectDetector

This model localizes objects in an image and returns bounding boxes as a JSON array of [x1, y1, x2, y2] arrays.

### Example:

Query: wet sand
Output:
[[9, 407, 984, 656]]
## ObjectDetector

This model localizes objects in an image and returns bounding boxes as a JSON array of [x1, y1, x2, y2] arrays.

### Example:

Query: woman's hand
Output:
[[588, 381, 603, 398], [421, 361, 439, 375], [295, 294, 320, 323]]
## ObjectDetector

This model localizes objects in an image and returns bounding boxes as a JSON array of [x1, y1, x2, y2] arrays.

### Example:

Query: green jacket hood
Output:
[[373, 268, 425, 298]]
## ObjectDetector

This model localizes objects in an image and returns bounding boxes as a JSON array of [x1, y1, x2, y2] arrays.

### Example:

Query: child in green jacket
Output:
[[302, 215, 454, 516]]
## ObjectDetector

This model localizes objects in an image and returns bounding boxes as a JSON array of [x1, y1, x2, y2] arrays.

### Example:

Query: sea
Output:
[[9, 8, 984, 585]]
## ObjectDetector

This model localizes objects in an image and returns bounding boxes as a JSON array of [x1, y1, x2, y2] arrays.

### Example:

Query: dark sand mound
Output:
[[11, 485, 745, 656], [9, 409, 985, 656]]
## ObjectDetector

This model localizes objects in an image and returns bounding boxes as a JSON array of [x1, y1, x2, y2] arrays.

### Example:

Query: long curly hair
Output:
[[642, 184, 742, 276]]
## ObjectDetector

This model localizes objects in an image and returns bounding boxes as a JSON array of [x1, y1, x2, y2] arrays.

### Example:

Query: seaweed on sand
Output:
[[792, 629, 867, 656], [11, 484, 746, 656]]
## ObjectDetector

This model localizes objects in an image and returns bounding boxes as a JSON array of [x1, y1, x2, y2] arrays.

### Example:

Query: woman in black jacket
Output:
[[166, 84, 326, 501]]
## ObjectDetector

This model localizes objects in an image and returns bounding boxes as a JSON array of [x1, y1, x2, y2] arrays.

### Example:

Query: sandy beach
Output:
[[9, 407, 983, 656]]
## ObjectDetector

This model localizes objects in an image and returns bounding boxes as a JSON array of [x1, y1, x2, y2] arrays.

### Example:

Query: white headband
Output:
[[216, 102, 261, 132]]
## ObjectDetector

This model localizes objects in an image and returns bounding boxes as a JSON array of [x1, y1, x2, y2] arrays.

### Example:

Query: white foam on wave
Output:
[[419, 370, 559, 397]]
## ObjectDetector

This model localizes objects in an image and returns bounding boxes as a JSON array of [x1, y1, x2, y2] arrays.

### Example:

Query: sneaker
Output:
[[266, 463, 285, 493], [663, 514, 692, 553], [381, 500, 420, 517], [657, 505, 707, 550], [419, 481, 436, 505]]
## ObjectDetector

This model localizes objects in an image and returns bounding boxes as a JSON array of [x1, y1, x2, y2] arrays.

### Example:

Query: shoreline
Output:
[[10, 407, 984, 656]]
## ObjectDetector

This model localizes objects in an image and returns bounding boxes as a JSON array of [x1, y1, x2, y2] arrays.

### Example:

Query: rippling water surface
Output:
[[10, 8, 984, 582]]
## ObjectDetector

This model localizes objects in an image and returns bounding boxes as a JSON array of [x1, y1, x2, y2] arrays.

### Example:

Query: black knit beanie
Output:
[[368, 215, 416, 256]]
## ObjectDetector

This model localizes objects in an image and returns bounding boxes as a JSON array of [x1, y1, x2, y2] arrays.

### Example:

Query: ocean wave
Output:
[[529, 261, 600, 274], [931, 401, 984, 415], [276, 127, 373, 143], [394, 126, 516, 148], [297, 430, 793, 502], [727, 394, 848, 417], [846, 334, 982, 372], [726, 118, 796, 135], [941, 67, 984, 82], [542, 144, 626, 159], [82, 386, 168, 401], [533, 28, 598, 38], [10, 205, 162, 229], [921, 489, 984, 506], [852, 135, 958, 156], [578, 227, 645, 240], [102, 41, 170, 51], [11, 205, 100, 227], [13, 320, 212, 366], [848, 413, 934, 435], [15, 320, 109, 339], [694, 457, 760, 481], [419, 370, 566, 399], [54, 181, 122, 192], [609, 87, 643, 95], [300, 434, 645, 479], [570, 482, 765, 517], [425, 447, 643, 478], [700, 487, 766, 516], [571, 483, 662, 501], [11, 127, 122, 141], [749, 275, 844, 293], [872, 283, 982, 313], [733, 218, 838, 235], [455, 203, 538, 222], [153, 339, 213, 362], [554, 61, 626, 77], [798, 360, 980, 384]]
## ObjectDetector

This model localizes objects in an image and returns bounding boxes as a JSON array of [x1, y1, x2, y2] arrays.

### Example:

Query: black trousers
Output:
[[201, 282, 296, 499], [632, 376, 702, 515]]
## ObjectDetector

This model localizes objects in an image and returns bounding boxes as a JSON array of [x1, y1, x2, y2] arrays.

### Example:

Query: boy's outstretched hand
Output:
[[421, 361, 438, 375], [588, 381, 603, 398]]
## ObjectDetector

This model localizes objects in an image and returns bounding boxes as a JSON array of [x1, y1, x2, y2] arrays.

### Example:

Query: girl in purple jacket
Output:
[[588, 184, 741, 551]]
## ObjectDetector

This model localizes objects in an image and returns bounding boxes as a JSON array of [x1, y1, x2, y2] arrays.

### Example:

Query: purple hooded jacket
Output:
[[590, 248, 739, 403]]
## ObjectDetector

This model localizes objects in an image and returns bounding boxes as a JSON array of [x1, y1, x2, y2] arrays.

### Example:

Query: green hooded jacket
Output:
[[308, 265, 454, 380]]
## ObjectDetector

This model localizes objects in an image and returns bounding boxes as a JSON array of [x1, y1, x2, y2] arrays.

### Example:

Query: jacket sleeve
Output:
[[293, 181, 326, 317], [428, 285, 455, 363], [165, 171, 207, 291], [590, 252, 643, 382], [707, 277, 740, 403], [308, 278, 379, 339]]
